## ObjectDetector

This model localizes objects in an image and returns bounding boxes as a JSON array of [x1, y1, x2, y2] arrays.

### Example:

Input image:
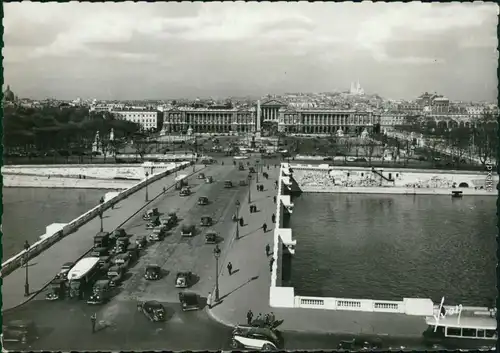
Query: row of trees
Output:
[[4, 106, 142, 154]]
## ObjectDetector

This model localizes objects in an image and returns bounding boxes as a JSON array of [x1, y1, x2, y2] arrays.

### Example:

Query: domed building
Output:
[[3, 85, 15, 102]]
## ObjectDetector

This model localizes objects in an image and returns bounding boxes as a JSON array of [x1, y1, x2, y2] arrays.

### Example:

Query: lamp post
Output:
[[247, 174, 252, 204], [235, 200, 240, 239], [23, 240, 30, 296], [256, 161, 259, 183], [213, 244, 221, 302], [145, 171, 149, 202], [99, 196, 105, 232]]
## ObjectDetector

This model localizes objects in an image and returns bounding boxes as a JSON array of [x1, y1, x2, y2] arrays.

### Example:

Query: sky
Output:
[[3, 2, 499, 101]]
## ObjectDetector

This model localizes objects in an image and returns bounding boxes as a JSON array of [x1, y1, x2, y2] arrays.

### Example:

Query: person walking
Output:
[[239, 217, 244, 227], [273, 195, 277, 204], [227, 262, 233, 276], [269, 257, 275, 272], [90, 312, 97, 333], [207, 292, 213, 309], [246, 309, 254, 325], [265, 244, 270, 256], [269, 312, 276, 325], [271, 213, 276, 224], [262, 223, 268, 233]]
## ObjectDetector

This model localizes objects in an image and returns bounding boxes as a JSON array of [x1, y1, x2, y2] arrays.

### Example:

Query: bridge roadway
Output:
[[2, 163, 198, 311], [3, 158, 428, 351]]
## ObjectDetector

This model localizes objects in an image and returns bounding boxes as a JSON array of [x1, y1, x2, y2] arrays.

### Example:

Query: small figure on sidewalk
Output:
[[269, 257, 275, 272], [265, 243, 270, 256], [249, 205, 253, 213], [246, 309, 254, 325], [227, 262, 233, 276], [273, 195, 277, 204], [271, 213, 276, 224], [90, 312, 97, 333], [269, 311, 276, 324], [267, 165, 269, 170], [207, 292, 213, 309], [262, 223, 268, 233], [256, 184, 260, 192], [253, 205, 257, 213], [163, 186, 166, 193], [239, 217, 244, 227]]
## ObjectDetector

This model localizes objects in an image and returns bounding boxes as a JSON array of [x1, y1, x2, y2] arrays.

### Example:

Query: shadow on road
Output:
[[239, 228, 261, 239], [219, 275, 258, 301]]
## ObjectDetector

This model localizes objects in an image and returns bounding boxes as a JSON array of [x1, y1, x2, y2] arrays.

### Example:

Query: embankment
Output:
[[3, 174, 137, 189]]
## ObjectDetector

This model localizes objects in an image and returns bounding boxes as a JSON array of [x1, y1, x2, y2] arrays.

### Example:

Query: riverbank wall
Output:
[[2, 174, 138, 189], [1, 162, 191, 278]]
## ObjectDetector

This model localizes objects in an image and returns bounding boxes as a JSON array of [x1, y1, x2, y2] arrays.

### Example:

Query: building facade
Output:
[[111, 109, 159, 131], [380, 113, 408, 131], [162, 107, 256, 134]]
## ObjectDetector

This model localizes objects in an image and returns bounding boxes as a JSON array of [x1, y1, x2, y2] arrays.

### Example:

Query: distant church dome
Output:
[[4, 85, 15, 102]]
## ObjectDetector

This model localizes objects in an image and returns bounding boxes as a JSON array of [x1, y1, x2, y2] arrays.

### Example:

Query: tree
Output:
[[133, 140, 148, 161], [362, 139, 377, 164]]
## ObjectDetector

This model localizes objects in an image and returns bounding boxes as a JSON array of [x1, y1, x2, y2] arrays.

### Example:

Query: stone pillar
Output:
[[257, 100, 261, 131]]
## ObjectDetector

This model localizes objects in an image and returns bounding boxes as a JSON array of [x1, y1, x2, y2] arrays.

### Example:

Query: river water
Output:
[[2, 188, 110, 260], [289, 193, 496, 306]]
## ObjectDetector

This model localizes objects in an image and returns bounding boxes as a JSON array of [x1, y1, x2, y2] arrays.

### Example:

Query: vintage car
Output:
[[94, 231, 111, 248], [107, 265, 125, 287], [179, 292, 200, 311], [54, 262, 74, 280], [200, 216, 213, 227], [113, 253, 130, 269], [197, 172, 205, 179], [231, 325, 283, 350], [239, 179, 247, 186], [45, 278, 66, 301], [145, 265, 161, 280], [138, 301, 166, 322], [198, 196, 209, 205], [175, 271, 194, 288], [337, 338, 383, 350], [249, 167, 256, 173], [146, 216, 161, 229], [205, 230, 218, 244], [167, 211, 178, 224], [238, 163, 245, 170], [148, 226, 166, 242], [98, 256, 112, 272], [126, 243, 139, 261], [205, 176, 213, 184], [135, 235, 147, 249], [224, 180, 233, 188], [143, 208, 159, 221], [111, 236, 130, 254], [180, 187, 191, 197], [111, 228, 127, 242], [90, 246, 109, 258], [181, 224, 196, 237], [87, 279, 111, 305]]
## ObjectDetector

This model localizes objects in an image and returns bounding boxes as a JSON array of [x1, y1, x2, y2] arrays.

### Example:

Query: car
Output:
[[197, 172, 205, 179], [87, 279, 111, 305], [145, 265, 161, 280], [107, 265, 125, 287], [180, 187, 191, 196], [181, 224, 196, 237], [55, 262, 75, 279], [175, 271, 194, 288], [148, 226, 166, 241], [179, 292, 200, 311], [231, 325, 282, 350], [198, 196, 209, 205], [112, 253, 130, 268], [137, 301, 166, 322]]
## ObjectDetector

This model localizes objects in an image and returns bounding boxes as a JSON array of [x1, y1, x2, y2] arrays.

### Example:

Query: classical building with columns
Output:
[[162, 107, 256, 134], [260, 99, 381, 135], [162, 99, 381, 135]]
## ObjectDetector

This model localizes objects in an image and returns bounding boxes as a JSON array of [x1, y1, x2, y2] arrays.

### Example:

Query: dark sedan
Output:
[[137, 301, 166, 322]]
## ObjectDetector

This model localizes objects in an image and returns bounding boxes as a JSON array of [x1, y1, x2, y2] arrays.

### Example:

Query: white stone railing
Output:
[[1, 162, 190, 278]]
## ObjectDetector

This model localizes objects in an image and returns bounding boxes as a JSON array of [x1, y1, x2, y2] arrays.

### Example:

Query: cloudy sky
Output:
[[3, 2, 498, 101]]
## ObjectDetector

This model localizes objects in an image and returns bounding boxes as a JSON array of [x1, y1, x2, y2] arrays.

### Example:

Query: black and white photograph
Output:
[[1, 1, 498, 351]]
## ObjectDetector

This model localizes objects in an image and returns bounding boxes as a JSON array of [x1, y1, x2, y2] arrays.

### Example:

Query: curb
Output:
[[2, 164, 206, 314]]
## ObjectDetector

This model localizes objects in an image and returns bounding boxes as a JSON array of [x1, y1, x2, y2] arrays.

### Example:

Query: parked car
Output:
[[230, 325, 282, 350], [179, 292, 200, 311], [137, 301, 166, 322]]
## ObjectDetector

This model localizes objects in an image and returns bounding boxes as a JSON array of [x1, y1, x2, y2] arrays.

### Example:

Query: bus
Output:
[[423, 314, 497, 350], [67, 257, 101, 300]]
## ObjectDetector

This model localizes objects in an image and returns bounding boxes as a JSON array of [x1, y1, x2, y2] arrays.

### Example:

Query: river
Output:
[[2, 188, 111, 260], [288, 193, 496, 306]]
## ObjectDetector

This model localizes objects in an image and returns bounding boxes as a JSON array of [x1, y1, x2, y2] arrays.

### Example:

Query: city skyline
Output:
[[4, 2, 498, 101]]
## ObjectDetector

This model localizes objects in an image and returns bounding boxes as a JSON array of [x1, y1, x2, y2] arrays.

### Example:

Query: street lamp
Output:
[[256, 161, 259, 183], [235, 200, 240, 239], [145, 171, 149, 202], [99, 196, 105, 232], [213, 244, 221, 302], [247, 174, 252, 204], [23, 240, 30, 296]]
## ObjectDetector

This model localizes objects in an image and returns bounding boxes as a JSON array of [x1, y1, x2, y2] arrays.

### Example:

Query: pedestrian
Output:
[[207, 292, 213, 309], [227, 262, 233, 276], [91, 312, 97, 333], [269, 311, 275, 323], [239, 217, 244, 227], [264, 313, 271, 325], [163, 186, 166, 193], [246, 309, 254, 325], [267, 165, 269, 170], [249, 205, 253, 213], [271, 213, 276, 224], [262, 223, 267, 233], [265, 244, 270, 256], [269, 257, 274, 272], [273, 195, 277, 204], [256, 184, 259, 192]]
